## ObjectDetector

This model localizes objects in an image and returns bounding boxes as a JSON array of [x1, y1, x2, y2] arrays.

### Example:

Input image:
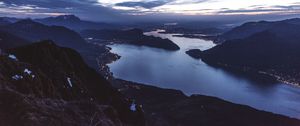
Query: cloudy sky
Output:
[[0, 0, 299, 22]]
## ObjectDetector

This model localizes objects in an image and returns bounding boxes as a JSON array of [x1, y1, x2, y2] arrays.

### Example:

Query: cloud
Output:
[[0, 0, 300, 22], [0, 0, 124, 21], [169, 0, 211, 5], [272, 5, 300, 10], [217, 4, 300, 15], [115, 0, 174, 9], [114, 0, 212, 9], [0, 0, 98, 8]]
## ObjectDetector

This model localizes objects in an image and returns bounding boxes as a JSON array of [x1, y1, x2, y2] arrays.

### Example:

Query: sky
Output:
[[0, 0, 299, 22]]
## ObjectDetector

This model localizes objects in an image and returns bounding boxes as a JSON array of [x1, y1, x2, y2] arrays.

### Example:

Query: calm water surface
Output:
[[108, 30, 300, 119]]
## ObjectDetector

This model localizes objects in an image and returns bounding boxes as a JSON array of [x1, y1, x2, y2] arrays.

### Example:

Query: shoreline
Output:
[[258, 71, 300, 88], [99, 42, 300, 115], [95, 47, 300, 125], [184, 48, 300, 88], [201, 60, 300, 88], [159, 31, 216, 41], [96, 45, 120, 80]]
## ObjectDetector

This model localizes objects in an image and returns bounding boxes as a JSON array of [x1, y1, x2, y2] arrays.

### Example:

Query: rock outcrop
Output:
[[0, 41, 145, 126]]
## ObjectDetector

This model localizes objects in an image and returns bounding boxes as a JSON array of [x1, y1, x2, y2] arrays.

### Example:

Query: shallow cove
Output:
[[108, 30, 300, 119]]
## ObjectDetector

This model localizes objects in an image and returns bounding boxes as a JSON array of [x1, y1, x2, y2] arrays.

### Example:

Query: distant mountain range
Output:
[[0, 18, 111, 70], [0, 16, 180, 51], [0, 17, 20, 25], [215, 18, 300, 43], [0, 18, 11, 26], [35, 15, 119, 31], [0, 19, 86, 49], [0, 15, 120, 31], [188, 18, 300, 85]]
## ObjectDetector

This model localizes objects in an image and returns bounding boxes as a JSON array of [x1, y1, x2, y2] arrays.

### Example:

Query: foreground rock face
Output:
[[0, 41, 145, 126], [112, 79, 300, 126]]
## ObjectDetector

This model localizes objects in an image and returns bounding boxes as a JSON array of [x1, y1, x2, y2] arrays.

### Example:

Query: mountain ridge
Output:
[[0, 19, 87, 49], [81, 28, 180, 50], [35, 15, 117, 31], [0, 41, 145, 125], [215, 18, 300, 43]]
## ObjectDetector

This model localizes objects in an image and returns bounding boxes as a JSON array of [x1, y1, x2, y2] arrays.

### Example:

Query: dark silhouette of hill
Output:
[[0, 31, 29, 49], [35, 15, 118, 31], [0, 19, 86, 49], [215, 18, 300, 43], [81, 28, 180, 50], [185, 49, 202, 59], [0, 41, 145, 125], [189, 20, 300, 85], [0, 19, 114, 70]]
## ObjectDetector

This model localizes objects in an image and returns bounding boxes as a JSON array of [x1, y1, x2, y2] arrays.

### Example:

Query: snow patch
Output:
[[67, 77, 73, 87], [24, 68, 32, 75], [23, 68, 35, 78], [130, 102, 137, 112], [8, 54, 18, 61], [12, 75, 23, 80]]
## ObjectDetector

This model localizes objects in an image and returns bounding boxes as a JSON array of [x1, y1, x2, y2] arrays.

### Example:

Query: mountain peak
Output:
[[54, 15, 81, 21]]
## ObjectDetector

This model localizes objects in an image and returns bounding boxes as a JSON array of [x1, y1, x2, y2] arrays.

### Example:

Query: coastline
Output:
[[200, 59, 300, 88], [96, 43, 300, 124]]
